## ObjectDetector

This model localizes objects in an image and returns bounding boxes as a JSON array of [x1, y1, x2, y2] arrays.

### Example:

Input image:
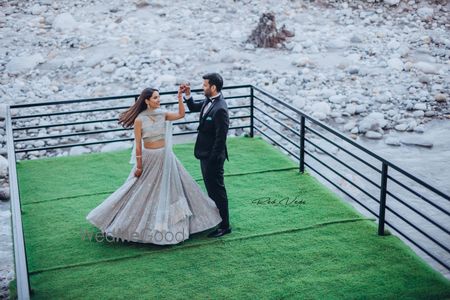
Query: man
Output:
[[183, 73, 231, 238]]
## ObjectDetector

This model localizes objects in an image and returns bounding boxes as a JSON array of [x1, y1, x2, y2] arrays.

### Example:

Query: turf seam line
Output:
[[22, 166, 299, 205], [28, 217, 373, 276]]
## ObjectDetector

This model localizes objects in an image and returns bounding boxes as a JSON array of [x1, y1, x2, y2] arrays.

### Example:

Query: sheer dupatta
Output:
[[153, 120, 173, 232], [129, 120, 190, 232]]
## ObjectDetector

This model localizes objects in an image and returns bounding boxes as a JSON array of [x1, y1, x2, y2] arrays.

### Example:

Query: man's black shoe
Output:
[[207, 227, 232, 238]]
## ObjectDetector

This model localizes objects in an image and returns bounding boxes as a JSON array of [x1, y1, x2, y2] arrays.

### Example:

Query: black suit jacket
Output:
[[184, 93, 229, 161]]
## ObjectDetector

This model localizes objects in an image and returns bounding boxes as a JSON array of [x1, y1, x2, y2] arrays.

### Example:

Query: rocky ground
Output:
[[1, 0, 449, 298]]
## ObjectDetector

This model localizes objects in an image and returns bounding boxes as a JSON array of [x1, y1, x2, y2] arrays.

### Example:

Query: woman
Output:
[[86, 86, 222, 245]]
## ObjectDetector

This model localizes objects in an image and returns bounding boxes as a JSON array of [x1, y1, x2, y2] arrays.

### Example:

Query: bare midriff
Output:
[[143, 139, 165, 149]]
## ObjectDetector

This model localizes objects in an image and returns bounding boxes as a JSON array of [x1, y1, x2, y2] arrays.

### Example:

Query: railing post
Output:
[[378, 162, 388, 235], [5, 105, 31, 299], [299, 115, 305, 173], [250, 86, 254, 138]]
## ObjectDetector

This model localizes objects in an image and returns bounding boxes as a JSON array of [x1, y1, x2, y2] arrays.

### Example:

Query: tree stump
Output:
[[246, 13, 294, 48]]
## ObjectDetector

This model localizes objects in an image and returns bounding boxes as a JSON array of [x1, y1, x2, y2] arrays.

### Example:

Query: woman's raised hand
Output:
[[183, 82, 191, 98], [177, 84, 184, 100]]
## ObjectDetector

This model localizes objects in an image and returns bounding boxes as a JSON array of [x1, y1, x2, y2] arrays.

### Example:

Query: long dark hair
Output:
[[118, 87, 158, 128]]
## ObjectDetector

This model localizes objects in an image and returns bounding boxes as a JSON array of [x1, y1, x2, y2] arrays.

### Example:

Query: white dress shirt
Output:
[[203, 93, 221, 115]]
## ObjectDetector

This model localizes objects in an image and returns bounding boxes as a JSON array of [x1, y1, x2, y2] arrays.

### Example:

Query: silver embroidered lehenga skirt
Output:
[[86, 121, 222, 245]]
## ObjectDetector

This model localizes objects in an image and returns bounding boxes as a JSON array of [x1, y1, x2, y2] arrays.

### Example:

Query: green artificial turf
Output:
[[14, 136, 450, 299]]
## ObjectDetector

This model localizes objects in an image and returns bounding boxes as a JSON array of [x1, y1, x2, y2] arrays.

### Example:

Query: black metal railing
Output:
[[5, 84, 449, 299], [250, 85, 449, 274]]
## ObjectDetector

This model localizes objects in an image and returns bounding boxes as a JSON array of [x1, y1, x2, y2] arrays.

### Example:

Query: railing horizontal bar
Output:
[[14, 115, 251, 142], [222, 84, 253, 90], [384, 219, 450, 271], [13, 118, 119, 131], [253, 116, 299, 149], [386, 192, 449, 234], [162, 98, 250, 108], [173, 130, 198, 136], [388, 171, 450, 202], [15, 128, 131, 142], [305, 125, 381, 173], [173, 126, 250, 136], [13, 106, 250, 131], [15, 125, 252, 153], [10, 94, 137, 108], [172, 115, 250, 127], [385, 204, 450, 253], [253, 86, 393, 163], [305, 138, 382, 190], [229, 105, 252, 110], [227, 125, 250, 131], [253, 106, 300, 137], [252, 87, 292, 108], [10, 85, 252, 109], [12, 101, 250, 120], [304, 160, 380, 218], [223, 95, 250, 100], [12, 106, 130, 119], [11, 113, 204, 131], [6, 104, 238, 122], [15, 138, 134, 153], [254, 127, 300, 160], [305, 149, 380, 204], [387, 175, 450, 215], [253, 95, 301, 125], [167, 125, 251, 137]]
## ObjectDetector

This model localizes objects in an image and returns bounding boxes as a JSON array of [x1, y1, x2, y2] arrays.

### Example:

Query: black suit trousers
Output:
[[200, 157, 229, 229]]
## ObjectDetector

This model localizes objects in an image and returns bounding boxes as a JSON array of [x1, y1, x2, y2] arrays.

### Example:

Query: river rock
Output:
[[101, 63, 116, 73], [0, 188, 10, 201], [400, 137, 433, 148], [329, 94, 346, 104], [292, 98, 305, 109], [0, 156, 7, 178], [394, 123, 408, 131], [387, 58, 403, 71], [6, 54, 45, 74], [414, 125, 425, 133], [385, 136, 401, 146], [384, 0, 400, 5], [345, 103, 356, 115], [413, 110, 424, 118], [414, 62, 439, 74], [414, 103, 427, 110], [417, 7, 434, 20], [343, 121, 356, 131], [157, 74, 177, 86], [69, 146, 90, 156], [365, 131, 383, 139], [435, 93, 447, 103], [53, 13, 78, 32], [358, 112, 387, 133], [311, 102, 330, 120], [101, 142, 131, 153], [0, 105, 6, 121]]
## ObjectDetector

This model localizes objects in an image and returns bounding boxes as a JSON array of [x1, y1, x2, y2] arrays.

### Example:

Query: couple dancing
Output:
[[86, 73, 231, 245]]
